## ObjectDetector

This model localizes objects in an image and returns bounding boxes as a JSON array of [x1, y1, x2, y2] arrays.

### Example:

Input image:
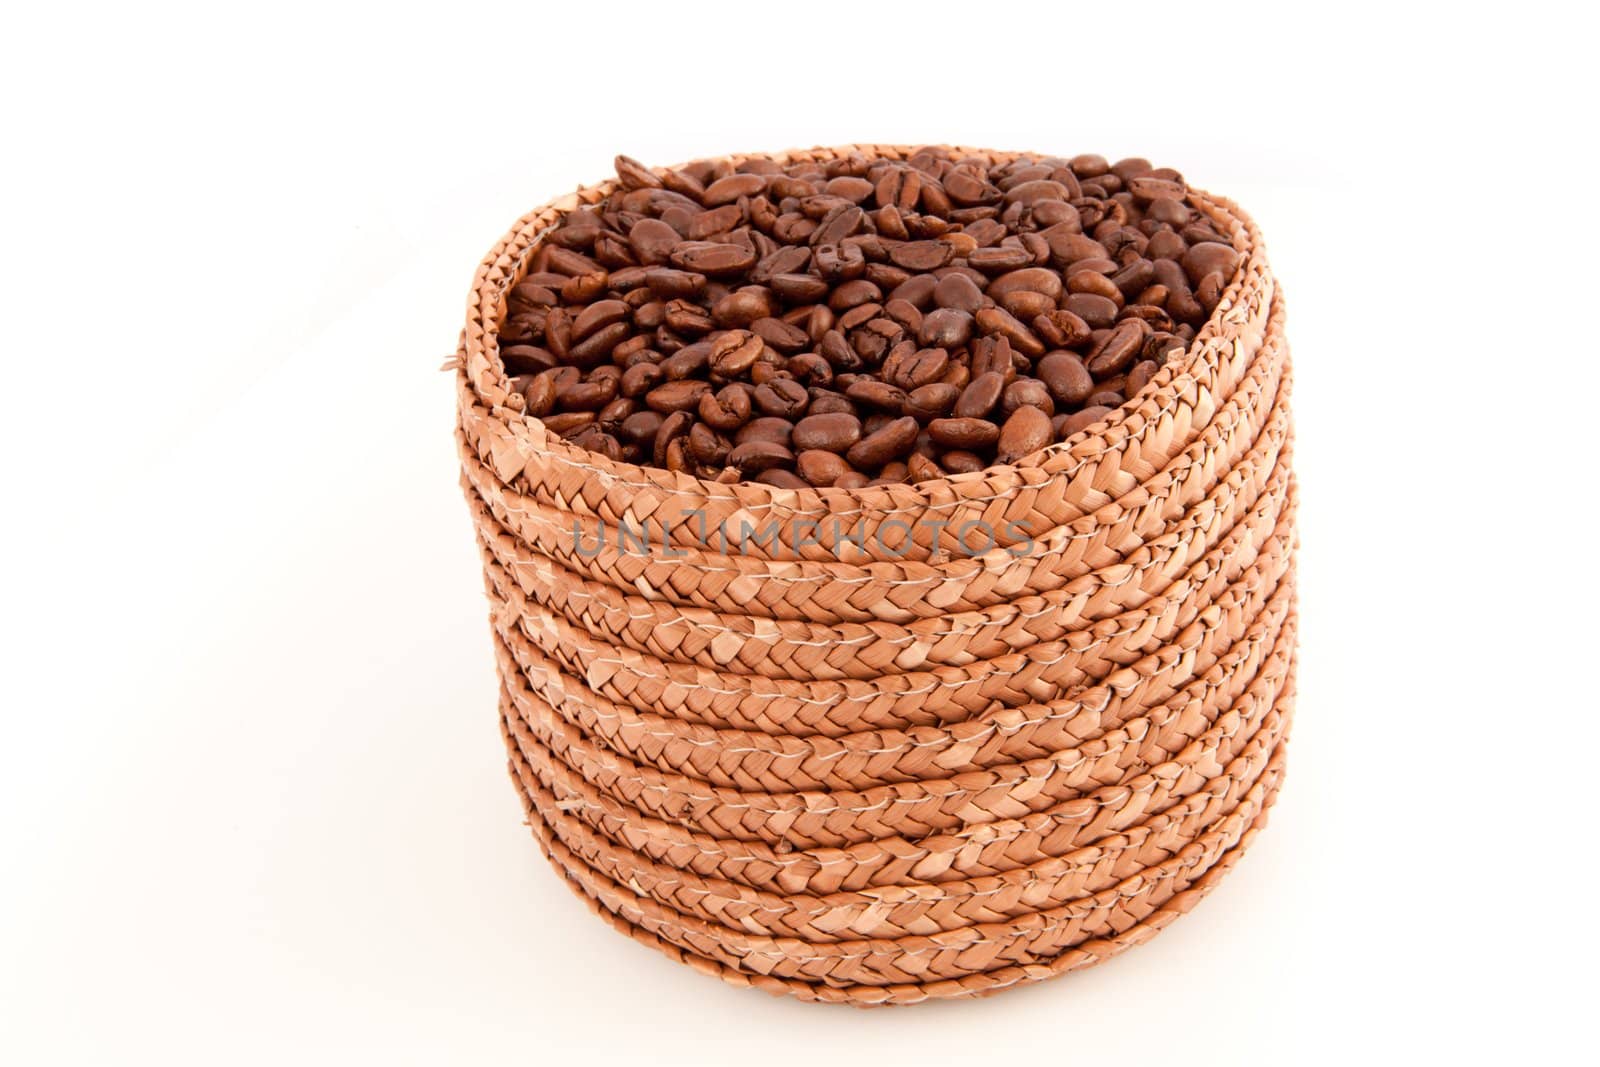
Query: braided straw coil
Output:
[[453, 145, 1296, 1004]]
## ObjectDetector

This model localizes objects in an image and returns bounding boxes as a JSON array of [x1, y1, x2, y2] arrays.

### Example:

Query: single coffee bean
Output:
[[670, 242, 759, 276], [928, 417, 1000, 449], [792, 411, 862, 452], [754, 377, 810, 418], [734, 416, 794, 448], [846, 416, 920, 469], [728, 439, 794, 473], [707, 330, 764, 377], [1056, 405, 1113, 438], [645, 379, 711, 413], [1087, 321, 1145, 377], [698, 383, 753, 430], [542, 411, 596, 437], [845, 378, 909, 413], [1181, 241, 1240, 286], [904, 382, 960, 421], [1037, 351, 1095, 405], [1002, 378, 1055, 417], [920, 308, 974, 348], [996, 406, 1053, 463], [954, 372, 1005, 419], [797, 449, 850, 486]]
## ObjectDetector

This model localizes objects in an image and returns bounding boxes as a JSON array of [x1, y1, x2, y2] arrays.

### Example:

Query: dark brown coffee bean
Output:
[[769, 273, 829, 303], [796, 449, 850, 486], [670, 242, 758, 276], [619, 410, 664, 447], [522, 372, 557, 416], [502, 344, 558, 375], [1057, 405, 1113, 437], [734, 417, 794, 448], [687, 423, 731, 466], [728, 439, 793, 473], [890, 241, 953, 271], [542, 411, 596, 437], [932, 272, 984, 313], [628, 219, 680, 265], [1087, 321, 1144, 377], [884, 347, 949, 390], [845, 379, 908, 413], [906, 452, 943, 482], [1181, 241, 1240, 286], [966, 246, 1033, 272], [974, 307, 1045, 357], [756, 468, 809, 489], [928, 417, 1000, 449], [954, 372, 1005, 419], [754, 377, 810, 418], [698, 383, 752, 430], [645, 379, 711, 413], [792, 411, 862, 452], [569, 298, 629, 342], [642, 268, 705, 299], [653, 411, 693, 466], [846, 416, 919, 469], [987, 267, 1064, 303], [996, 405, 1053, 463], [904, 382, 960, 421], [707, 330, 764, 377], [811, 204, 865, 246], [1002, 378, 1055, 417], [920, 308, 974, 348], [1064, 293, 1119, 329], [558, 375, 618, 411]]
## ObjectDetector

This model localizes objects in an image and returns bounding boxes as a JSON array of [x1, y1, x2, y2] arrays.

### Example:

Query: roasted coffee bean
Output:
[[707, 330, 764, 377], [754, 377, 810, 418], [933, 272, 985, 313], [920, 308, 974, 348], [1002, 378, 1055, 417], [558, 375, 618, 411], [619, 410, 664, 448], [653, 411, 693, 466], [797, 449, 850, 486], [846, 416, 919, 469], [890, 240, 953, 271], [792, 411, 862, 452], [1181, 241, 1240, 286], [502, 344, 558, 375], [1087, 321, 1145, 377], [698, 383, 753, 430], [996, 406, 1053, 463], [671, 242, 758, 276], [734, 416, 794, 448], [904, 382, 960, 421], [1064, 293, 1119, 329], [728, 439, 793, 473], [1058, 405, 1112, 437], [954, 372, 1005, 419], [645, 379, 711, 413], [1037, 351, 1095, 406], [687, 423, 731, 465], [522, 372, 558, 416], [1125, 359, 1159, 397], [929, 417, 1000, 449], [845, 378, 908, 413], [542, 411, 595, 437], [884, 347, 949, 390]]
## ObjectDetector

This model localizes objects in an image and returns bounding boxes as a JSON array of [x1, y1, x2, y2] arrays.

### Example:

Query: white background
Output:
[[3, 3, 1594, 1064]]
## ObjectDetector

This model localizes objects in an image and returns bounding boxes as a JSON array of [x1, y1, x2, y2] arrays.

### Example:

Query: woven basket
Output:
[[453, 144, 1295, 1005]]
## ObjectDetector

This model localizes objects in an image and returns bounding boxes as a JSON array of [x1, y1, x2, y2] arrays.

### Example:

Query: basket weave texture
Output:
[[453, 145, 1296, 1004]]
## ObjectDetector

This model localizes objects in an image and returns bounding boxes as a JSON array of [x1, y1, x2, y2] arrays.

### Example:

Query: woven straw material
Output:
[[453, 144, 1296, 1004]]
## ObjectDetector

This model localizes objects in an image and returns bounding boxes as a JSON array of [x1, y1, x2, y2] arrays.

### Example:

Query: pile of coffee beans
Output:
[[498, 148, 1240, 488]]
